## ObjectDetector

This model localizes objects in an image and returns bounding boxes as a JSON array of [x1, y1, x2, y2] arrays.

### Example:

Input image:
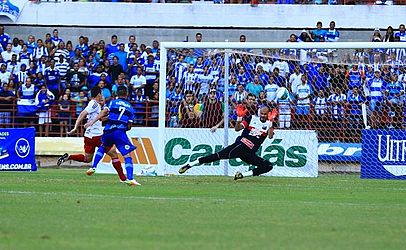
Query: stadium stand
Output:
[[0, 21, 406, 142]]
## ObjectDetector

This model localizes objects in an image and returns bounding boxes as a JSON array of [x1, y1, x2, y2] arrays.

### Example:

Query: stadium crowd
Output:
[[34, 0, 400, 5], [0, 23, 405, 141]]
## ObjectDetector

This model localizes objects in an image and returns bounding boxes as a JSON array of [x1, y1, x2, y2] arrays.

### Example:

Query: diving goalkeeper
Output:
[[179, 105, 276, 180]]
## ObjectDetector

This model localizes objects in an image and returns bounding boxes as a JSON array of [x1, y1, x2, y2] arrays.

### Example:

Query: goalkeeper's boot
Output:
[[125, 179, 141, 186], [86, 168, 96, 176], [234, 171, 244, 180], [57, 153, 69, 166], [178, 164, 192, 174]]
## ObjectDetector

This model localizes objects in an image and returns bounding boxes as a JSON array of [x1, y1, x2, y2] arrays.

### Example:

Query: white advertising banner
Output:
[[95, 128, 318, 178]]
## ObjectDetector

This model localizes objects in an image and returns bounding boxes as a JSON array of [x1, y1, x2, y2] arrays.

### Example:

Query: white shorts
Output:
[[38, 111, 52, 124]]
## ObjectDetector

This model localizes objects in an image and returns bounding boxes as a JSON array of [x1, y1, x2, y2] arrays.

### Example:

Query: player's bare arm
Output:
[[67, 109, 89, 135]]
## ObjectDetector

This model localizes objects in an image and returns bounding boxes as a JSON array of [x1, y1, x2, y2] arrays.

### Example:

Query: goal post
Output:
[[158, 41, 406, 178]]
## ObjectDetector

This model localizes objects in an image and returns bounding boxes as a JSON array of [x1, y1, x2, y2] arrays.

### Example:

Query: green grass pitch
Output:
[[1, 169, 405, 250]]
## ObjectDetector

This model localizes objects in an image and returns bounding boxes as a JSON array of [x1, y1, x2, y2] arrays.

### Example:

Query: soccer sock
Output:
[[242, 170, 253, 177], [112, 158, 126, 181], [189, 159, 200, 167], [68, 154, 86, 162], [92, 147, 106, 169], [124, 157, 134, 180]]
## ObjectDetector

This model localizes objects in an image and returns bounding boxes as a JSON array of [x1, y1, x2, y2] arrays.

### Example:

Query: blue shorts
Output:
[[101, 129, 136, 156], [296, 106, 310, 115]]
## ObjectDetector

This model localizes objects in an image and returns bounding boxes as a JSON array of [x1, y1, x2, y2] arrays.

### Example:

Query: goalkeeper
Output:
[[179, 105, 275, 180]]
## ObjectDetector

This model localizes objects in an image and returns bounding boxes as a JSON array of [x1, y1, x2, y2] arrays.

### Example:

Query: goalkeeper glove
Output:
[[268, 108, 278, 122], [236, 104, 248, 121]]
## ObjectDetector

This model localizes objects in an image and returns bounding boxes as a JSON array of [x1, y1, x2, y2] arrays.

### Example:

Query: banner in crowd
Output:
[[361, 129, 406, 180], [95, 128, 318, 177], [0, 0, 25, 22], [0, 127, 36, 171]]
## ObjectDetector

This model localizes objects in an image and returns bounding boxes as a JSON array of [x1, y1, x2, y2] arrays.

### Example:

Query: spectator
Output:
[[75, 36, 89, 58], [44, 59, 61, 98], [57, 93, 71, 137], [33, 39, 48, 62], [70, 48, 85, 68], [106, 34, 119, 56], [183, 64, 198, 93], [50, 29, 63, 49], [7, 54, 20, 74], [275, 87, 292, 129], [312, 90, 328, 138], [194, 56, 205, 76], [201, 88, 224, 129], [295, 74, 312, 129], [11, 37, 21, 54], [130, 67, 146, 96], [0, 26, 11, 51], [52, 41, 70, 61], [386, 73, 403, 128], [66, 63, 86, 98], [108, 56, 124, 84], [149, 91, 159, 127], [18, 44, 32, 67], [0, 63, 11, 85], [257, 90, 268, 107], [133, 88, 147, 126], [246, 74, 263, 97], [173, 54, 188, 84], [115, 43, 128, 72], [346, 86, 365, 141], [383, 26, 395, 42], [244, 93, 258, 119], [167, 86, 183, 128], [194, 32, 204, 57], [124, 35, 136, 53], [111, 74, 127, 98], [179, 90, 199, 128], [97, 80, 111, 103], [197, 66, 214, 100], [0, 82, 15, 128], [55, 54, 70, 91], [78, 58, 89, 77], [16, 63, 28, 85], [231, 83, 247, 107], [25, 35, 37, 55], [310, 21, 327, 42], [327, 87, 346, 141], [2, 43, 16, 63], [271, 67, 286, 87], [36, 55, 48, 75], [289, 64, 303, 95], [35, 84, 55, 137], [346, 64, 365, 96]]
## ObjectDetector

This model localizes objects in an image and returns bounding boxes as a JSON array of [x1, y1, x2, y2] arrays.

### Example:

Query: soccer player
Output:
[[84, 86, 140, 186], [57, 86, 127, 182], [179, 105, 275, 180]]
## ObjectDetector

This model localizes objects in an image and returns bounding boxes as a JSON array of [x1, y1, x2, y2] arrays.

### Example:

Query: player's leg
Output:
[[88, 133, 114, 175], [179, 142, 244, 174], [234, 153, 273, 180], [113, 131, 139, 186], [57, 136, 96, 166], [105, 149, 127, 182]]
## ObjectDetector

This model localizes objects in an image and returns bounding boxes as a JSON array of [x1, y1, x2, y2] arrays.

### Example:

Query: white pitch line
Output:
[[1, 190, 405, 208]]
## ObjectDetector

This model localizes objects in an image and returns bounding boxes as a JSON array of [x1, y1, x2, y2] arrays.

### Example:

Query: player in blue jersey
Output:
[[85, 85, 140, 186]]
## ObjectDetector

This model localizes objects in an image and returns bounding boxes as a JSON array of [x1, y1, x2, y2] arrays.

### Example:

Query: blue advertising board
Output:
[[318, 143, 362, 162], [361, 129, 406, 180], [0, 127, 36, 171]]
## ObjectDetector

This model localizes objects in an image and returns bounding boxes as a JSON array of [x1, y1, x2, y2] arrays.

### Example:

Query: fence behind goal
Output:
[[157, 42, 406, 177]]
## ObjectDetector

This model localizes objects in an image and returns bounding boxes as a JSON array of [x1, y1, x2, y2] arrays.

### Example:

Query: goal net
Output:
[[157, 42, 406, 178]]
